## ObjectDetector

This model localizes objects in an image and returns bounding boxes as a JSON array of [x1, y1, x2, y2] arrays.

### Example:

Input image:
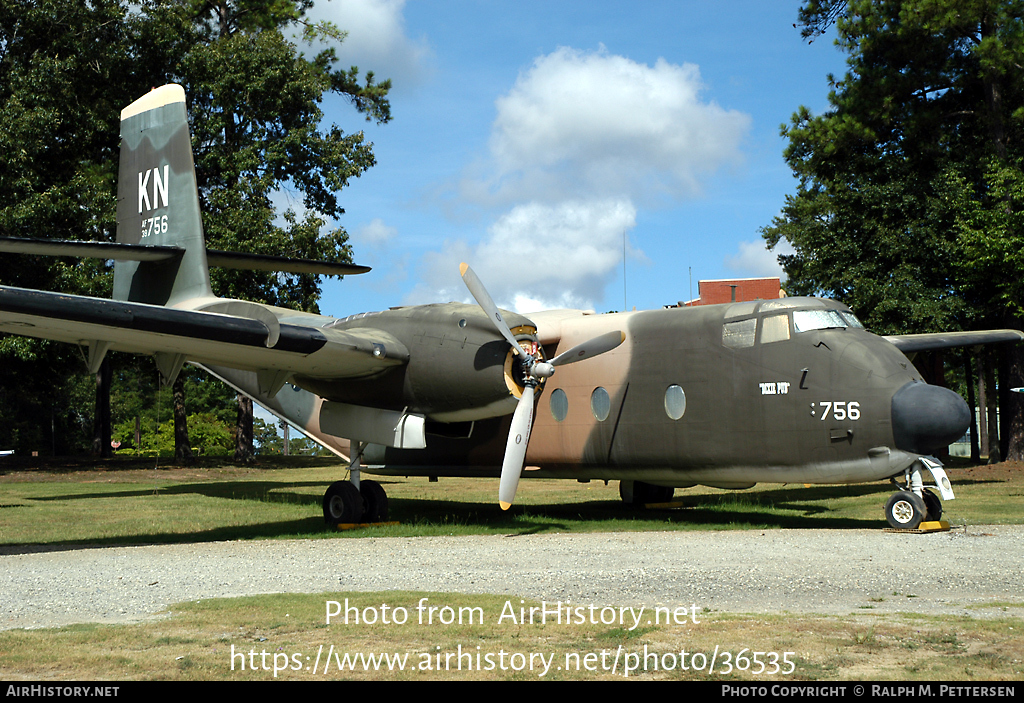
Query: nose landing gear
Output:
[[884, 457, 952, 531]]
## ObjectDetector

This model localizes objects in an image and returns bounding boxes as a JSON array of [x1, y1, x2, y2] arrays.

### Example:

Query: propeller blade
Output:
[[458, 264, 619, 509], [460, 262, 530, 359], [498, 384, 535, 510], [549, 330, 626, 367]]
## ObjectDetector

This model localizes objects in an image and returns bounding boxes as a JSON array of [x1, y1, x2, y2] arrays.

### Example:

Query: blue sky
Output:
[[299, 0, 847, 317]]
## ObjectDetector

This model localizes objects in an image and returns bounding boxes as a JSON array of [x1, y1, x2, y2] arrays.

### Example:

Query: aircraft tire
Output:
[[921, 489, 942, 522], [620, 480, 674, 507], [884, 490, 926, 529], [360, 480, 389, 523], [323, 481, 364, 526], [618, 480, 635, 504], [646, 484, 675, 504]]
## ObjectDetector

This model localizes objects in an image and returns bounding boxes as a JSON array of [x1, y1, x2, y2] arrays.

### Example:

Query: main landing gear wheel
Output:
[[359, 480, 389, 523], [323, 481, 363, 526], [884, 490, 927, 529], [619, 480, 675, 506], [921, 489, 942, 522], [322, 480, 390, 525]]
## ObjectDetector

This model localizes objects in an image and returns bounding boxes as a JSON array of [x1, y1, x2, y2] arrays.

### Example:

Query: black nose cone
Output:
[[891, 381, 971, 454]]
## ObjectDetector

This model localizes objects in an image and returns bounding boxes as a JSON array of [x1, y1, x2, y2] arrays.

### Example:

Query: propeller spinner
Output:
[[459, 263, 625, 509]]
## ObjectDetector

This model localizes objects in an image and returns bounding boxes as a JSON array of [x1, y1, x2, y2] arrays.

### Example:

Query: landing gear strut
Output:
[[322, 442, 389, 526]]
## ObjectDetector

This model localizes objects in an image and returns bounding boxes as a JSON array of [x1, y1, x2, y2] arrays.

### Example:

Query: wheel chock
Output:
[[883, 519, 950, 534], [334, 521, 400, 531]]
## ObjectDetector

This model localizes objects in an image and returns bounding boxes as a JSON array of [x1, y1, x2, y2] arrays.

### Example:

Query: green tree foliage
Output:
[[0, 347, 96, 455], [763, 0, 1024, 457], [764, 0, 1024, 331], [113, 412, 234, 457], [0, 0, 390, 456], [0, 0, 148, 455], [110, 364, 237, 456], [254, 417, 284, 454], [139, 0, 391, 461], [140, 0, 390, 312], [252, 417, 331, 456], [0, 0, 142, 279]]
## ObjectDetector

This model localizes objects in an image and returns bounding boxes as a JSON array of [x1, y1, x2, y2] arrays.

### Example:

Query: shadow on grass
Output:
[[0, 515, 330, 555], [6, 476, 963, 553], [386, 482, 885, 536], [0, 455, 342, 475], [36, 475, 1002, 511], [31, 480, 334, 506]]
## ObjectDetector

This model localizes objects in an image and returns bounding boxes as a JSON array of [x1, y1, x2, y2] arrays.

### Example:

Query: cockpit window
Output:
[[722, 318, 756, 348], [792, 309, 848, 333], [724, 301, 758, 320], [839, 311, 864, 329], [761, 314, 791, 344], [759, 299, 808, 311]]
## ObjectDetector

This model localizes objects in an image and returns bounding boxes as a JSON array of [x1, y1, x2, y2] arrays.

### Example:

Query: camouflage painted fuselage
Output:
[[233, 295, 948, 489]]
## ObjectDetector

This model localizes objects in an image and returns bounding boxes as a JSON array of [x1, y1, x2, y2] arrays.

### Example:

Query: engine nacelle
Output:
[[293, 302, 538, 422]]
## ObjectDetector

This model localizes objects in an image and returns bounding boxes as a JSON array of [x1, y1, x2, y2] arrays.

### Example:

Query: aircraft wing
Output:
[[0, 285, 406, 379], [884, 329, 1024, 353]]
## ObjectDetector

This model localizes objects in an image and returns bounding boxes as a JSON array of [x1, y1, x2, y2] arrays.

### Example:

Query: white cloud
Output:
[[408, 199, 638, 312], [419, 47, 751, 312], [353, 217, 397, 247], [472, 46, 750, 205], [306, 0, 432, 90], [726, 239, 795, 279]]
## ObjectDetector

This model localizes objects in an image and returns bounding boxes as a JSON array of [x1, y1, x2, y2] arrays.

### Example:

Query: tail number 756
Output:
[[815, 401, 860, 421]]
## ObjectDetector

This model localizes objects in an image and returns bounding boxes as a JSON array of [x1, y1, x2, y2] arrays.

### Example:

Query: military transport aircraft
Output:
[[1, 84, 1022, 530]]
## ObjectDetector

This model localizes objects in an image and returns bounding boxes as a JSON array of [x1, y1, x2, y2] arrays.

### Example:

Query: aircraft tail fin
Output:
[[0, 84, 371, 301], [114, 84, 212, 306]]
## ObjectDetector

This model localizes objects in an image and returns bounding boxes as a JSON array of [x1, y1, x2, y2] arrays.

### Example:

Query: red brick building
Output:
[[677, 277, 782, 307]]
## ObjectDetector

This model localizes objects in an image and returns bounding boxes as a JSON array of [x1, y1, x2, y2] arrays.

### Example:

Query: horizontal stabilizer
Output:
[[205, 249, 370, 275], [0, 236, 181, 261], [0, 236, 370, 275], [884, 330, 1024, 353]]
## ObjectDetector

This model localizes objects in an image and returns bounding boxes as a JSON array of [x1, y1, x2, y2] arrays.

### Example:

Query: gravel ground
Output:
[[2, 525, 1023, 630]]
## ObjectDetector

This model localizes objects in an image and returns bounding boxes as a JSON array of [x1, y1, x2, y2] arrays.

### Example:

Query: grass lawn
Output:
[[2, 456, 1023, 681], [1, 456, 1022, 547]]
